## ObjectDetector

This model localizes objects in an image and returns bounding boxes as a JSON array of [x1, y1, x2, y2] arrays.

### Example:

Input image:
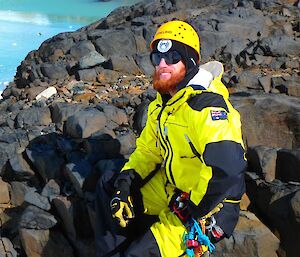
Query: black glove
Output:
[[110, 170, 140, 228], [169, 189, 191, 222]]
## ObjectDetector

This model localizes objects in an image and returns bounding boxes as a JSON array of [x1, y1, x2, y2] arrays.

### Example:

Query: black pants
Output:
[[95, 168, 161, 257]]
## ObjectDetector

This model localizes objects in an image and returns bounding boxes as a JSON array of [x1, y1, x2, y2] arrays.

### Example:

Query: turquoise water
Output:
[[0, 0, 141, 90]]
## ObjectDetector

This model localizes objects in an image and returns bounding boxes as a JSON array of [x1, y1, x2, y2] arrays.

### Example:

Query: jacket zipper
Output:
[[156, 92, 186, 186], [157, 107, 166, 152], [184, 134, 203, 162], [164, 127, 176, 185], [157, 106, 172, 183]]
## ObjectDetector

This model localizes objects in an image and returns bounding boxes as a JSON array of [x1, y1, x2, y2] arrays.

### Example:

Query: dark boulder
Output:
[[15, 107, 52, 129], [64, 108, 107, 138], [70, 40, 96, 59], [25, 142, 65, 183], [40, 63, 69, 80]]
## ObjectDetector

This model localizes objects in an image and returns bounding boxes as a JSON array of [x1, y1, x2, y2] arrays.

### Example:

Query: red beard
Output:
[[153, 66, 186, 95]]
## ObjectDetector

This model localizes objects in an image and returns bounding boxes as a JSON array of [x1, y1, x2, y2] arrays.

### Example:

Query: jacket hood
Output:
[[198, 61, 229, 99]]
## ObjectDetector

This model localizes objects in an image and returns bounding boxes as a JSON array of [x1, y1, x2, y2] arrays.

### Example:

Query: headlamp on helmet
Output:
[[150, 20, 200, 62]]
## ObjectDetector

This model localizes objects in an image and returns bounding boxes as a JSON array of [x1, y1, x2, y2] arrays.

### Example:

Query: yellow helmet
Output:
[[150, 20, 200, 61]]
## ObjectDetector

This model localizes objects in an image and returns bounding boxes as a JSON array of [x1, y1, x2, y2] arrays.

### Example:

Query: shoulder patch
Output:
[[210, 110, 227, 120], [187, 92, 229, 112]]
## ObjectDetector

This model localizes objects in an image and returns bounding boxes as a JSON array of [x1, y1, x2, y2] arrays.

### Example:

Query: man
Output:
[[95, 20, 247, 257]]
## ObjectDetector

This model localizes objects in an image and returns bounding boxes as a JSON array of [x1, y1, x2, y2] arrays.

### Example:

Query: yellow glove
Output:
[[110, 169, 141, 227], [110, 190, 134, 228]]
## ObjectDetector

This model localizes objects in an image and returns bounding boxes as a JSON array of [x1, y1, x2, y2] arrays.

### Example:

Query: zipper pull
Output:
[[184, 134, 191, 143], [184, 134, 203, 162], [156, 124, 159, 147], [161, 158, 166, 168], [164, 126, 168, 137]]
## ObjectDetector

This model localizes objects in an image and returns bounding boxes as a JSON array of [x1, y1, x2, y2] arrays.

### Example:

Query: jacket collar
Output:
[[156, 86, 196, 113], [155, 61, 226, 111]]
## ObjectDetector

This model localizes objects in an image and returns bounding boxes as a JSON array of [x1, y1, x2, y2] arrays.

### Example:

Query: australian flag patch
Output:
[[210, 110, 228, 121]]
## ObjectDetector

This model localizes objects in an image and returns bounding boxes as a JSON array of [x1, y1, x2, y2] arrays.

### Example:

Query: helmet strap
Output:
[[182, 44, 199, 70]]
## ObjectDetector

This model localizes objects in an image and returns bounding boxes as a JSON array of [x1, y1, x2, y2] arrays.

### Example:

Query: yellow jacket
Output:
[[122, 61, 246, 222]]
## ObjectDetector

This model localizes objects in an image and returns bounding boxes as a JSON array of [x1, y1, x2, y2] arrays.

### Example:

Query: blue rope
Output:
[[186, 248, 195, 257], [192, 218, 215, 252], [183, 218, 215, 257]]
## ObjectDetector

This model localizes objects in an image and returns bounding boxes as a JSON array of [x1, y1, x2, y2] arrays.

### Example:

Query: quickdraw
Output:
[[205, 215, 224, 239], [183, 218, 215, 257], [171, 192, 229, 257]]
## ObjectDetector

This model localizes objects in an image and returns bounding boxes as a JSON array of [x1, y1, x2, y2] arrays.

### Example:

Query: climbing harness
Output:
[[171, 191, 229, 257], [171, 191, 215, 257]]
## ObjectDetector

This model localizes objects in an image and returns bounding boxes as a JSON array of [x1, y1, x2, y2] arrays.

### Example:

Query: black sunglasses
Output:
[[150, 51, 182, 66]]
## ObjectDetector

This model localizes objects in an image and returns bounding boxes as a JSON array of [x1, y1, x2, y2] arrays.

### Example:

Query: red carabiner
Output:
[[186, 239, 199, 248]]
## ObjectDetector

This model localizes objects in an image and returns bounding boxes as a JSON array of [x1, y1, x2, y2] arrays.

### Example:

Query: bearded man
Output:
[[95, 20, 247, 257]]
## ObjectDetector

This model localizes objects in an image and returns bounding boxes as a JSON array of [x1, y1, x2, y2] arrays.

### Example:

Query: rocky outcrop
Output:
[[214, 211, 280, 257], [0, 0, 300, 256], [246, 173, 300, 257]]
